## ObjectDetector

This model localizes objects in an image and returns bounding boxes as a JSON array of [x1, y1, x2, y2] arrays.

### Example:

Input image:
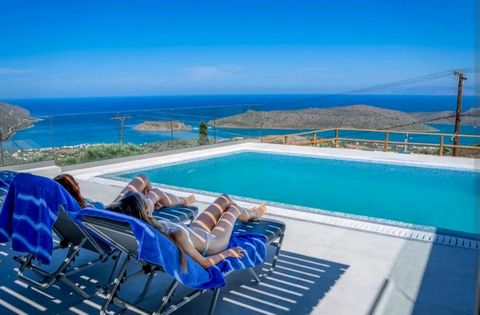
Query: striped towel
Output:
[[0, 171, 17, 202], [75, 208, 267, 290], [0, 173, 81, 263]]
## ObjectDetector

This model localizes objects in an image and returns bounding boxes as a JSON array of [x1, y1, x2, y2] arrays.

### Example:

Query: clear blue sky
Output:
[[0, 0, 475, 98]]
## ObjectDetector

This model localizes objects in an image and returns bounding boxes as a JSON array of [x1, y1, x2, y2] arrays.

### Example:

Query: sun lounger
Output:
[[76, 207, 285, 315], [0, 172, 119, 298], [233, 219, 285, 281], [0, 172, 198, 299], [13, 206, 117, 298]]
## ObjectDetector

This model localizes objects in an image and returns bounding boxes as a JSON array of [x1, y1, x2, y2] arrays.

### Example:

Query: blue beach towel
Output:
[[0, 173, 82, 263], [73, 208, 267, 289], [0, 171, 17, 199]]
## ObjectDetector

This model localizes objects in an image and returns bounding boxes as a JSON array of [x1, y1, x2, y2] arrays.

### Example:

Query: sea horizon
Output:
[[2, 94, 477, 117]]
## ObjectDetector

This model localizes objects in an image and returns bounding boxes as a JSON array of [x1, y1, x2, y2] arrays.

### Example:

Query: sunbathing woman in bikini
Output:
[[55, 173, 267, 267], [107, 190, 267, 268], [54, 173, 195, 212]]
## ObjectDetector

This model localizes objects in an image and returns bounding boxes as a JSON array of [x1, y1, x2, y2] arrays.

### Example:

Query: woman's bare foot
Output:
[[238, 204, 267, 222], [185, 194, 196, 205], [251, 204, 267, 221]]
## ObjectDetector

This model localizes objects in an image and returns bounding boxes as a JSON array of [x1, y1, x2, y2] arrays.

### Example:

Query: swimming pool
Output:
[[109, 151, 479, 235]]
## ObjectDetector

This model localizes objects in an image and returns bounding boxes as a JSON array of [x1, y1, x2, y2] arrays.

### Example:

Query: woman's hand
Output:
[[144, 196, 155, 216], [226, 247, 246, 259]]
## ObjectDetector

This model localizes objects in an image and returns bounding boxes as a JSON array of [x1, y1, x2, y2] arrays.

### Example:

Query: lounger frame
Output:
[[12, 204, 199, 299], [13, 207, 118, 298], [81, 215, 285, 315]]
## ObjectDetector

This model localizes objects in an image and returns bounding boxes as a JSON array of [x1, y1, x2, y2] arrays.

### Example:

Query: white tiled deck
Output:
[[0, 142, 478, 314]]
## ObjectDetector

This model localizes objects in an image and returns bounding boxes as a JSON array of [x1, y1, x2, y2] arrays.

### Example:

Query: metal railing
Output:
[[261, 128, 480, 157]]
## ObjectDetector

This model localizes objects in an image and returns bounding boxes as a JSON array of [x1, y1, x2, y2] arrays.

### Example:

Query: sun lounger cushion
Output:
[[0, 173, 82, 263], [152, 205, 198, 223], [234, 219, 285, 243], [74, 208, 267, 290]]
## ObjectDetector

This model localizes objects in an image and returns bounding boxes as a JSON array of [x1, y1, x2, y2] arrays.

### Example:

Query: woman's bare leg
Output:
[[147, 188, 195, 209], [112, 174, 151, 203], [206, 205, 244, 254], [188, 205, 244, 255], [191, 194, 265, 232], [190, 194, 233, 232], [205, 203, 267, 255], [188, 194, 267, 255]]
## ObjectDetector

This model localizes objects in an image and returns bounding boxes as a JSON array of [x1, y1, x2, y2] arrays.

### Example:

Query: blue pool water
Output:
[[112, 152, 479, 235]]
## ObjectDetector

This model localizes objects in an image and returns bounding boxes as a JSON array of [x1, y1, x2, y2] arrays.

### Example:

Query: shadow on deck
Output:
[[0, 245, 348, 315]]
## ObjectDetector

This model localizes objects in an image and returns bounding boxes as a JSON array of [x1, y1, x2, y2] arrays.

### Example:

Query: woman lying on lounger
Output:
[[55, 173, 266, 267], [53, 174, 195, 212], [107, 190, 267, 268]]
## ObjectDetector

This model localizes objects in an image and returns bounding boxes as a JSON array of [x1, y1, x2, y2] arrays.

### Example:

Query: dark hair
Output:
[[107, 191, 187, 270], [54, 174, 87, 208], [106, 191, 152, 224]]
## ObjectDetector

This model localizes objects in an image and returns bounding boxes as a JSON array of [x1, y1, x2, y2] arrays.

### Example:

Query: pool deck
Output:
[[0, 142, 479, 315]]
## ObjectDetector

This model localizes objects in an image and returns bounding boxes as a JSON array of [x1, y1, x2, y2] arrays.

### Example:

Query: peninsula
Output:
[[0, 102, 39, 140], [211, 105, 437, 131], [134, 121, 192, 131]]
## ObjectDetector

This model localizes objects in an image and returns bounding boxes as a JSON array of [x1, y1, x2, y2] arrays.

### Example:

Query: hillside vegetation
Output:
[[0, 102, 39, 140]]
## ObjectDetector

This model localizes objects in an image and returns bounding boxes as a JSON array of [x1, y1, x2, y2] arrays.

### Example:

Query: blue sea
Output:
[[2, 94, 478, 149]]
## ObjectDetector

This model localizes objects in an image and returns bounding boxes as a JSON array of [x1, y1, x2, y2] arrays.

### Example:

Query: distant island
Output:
[[134, 121, 192, 131], [0, 102, 39, 140], [211, 105, 439, 131]]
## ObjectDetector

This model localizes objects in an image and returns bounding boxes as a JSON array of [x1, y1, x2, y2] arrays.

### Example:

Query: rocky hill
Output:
[[411, 107, 480, 126], [134, 121, 192, 131], [211, 105, 436, 131], [0, 102, 39, 140]]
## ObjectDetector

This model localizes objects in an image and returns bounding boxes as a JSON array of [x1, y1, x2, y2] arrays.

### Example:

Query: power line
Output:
[[335, 113, 478, 142], [337, 114, 457, 139], [269, 69, 470, 109], [322, 69, 474, 139]]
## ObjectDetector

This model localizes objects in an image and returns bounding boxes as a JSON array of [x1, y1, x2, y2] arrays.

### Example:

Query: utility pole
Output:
[[453, 71, 467, 157], [0, 129, 4, 166], [111, 114, 131, 145], [213, 107, 217, 144], [170, 108, 174, 145]]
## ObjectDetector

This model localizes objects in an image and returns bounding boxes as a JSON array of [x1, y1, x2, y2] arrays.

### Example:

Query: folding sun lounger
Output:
[[13, 205, 117, 298], [0, 172, 119, 298], [0, 172, 199, 299], [76, 206, 285, 315]]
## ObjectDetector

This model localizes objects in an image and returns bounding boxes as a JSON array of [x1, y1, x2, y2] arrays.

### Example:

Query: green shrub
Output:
[[198, 121, 209, 145], [53, 143, 144, 165]]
